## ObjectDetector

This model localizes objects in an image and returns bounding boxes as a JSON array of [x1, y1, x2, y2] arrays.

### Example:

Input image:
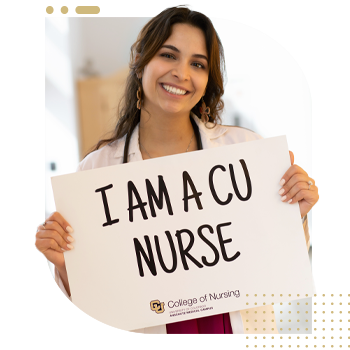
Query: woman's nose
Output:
[[172, 62, 190, 81]]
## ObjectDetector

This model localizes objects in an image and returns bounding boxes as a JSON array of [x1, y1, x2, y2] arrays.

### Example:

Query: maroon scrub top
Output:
[[166, 313, 233, 334]]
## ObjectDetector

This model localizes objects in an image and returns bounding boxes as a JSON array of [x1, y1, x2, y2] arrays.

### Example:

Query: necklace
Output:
[[139, 132, 195, 159]]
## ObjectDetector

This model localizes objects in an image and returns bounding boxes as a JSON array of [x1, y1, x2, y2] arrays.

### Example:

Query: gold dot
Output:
[[306, 336, 308, 339], [306, 303, 308, 305], [46, 6, 54, 14], [272, 302, 274, 305], [297, 302, 300, 305], [289, 302, 291, 305], [289, 328, 291, 331], [340, 302, 343, 305], [254, 303, 257, 305], [340, 294, 342, 297], [297, 294, 300, 297], [289, 294, 291, 297], [263, 294, 266, 297], [255, 294, 257, 297], [331, 294, 334, 297], [61, 6, 68, 14], [246, 294, 249, 296], [280, 328, 283, 330], [263, 302, 266, 305], [323, 294, 325, 297], [306, 294, 308, 297], [272, 294, 274, 297], [306, 328, 308, 330], [246, 336, 249, 339], [314, 303, 317, 305], [297, 328, 300, 331], [314, 294, 317, 297], [280, 294, 283, 297], [246, 303, 249, 305]]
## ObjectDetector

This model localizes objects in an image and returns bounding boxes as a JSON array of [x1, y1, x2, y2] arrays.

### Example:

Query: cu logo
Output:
[[150, 300, 165, 314]]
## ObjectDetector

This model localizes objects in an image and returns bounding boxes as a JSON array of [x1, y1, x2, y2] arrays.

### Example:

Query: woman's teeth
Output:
[[162, 84, 187, 95]]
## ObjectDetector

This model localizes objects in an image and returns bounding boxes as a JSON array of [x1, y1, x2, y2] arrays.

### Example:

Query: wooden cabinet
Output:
[[76, 66, 129, 159]]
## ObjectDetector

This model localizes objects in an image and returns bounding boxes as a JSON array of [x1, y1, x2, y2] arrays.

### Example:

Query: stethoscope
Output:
[[122, 116, 203, 164]]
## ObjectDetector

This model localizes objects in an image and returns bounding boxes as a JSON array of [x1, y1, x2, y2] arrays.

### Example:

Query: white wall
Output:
[[45, 18, 151, 217], [68, 17, 151, 79], [45, 18, 80, 217], [214, 18, 312, 235]]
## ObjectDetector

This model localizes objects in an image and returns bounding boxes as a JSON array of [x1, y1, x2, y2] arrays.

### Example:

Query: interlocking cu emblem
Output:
[[150, 300, 165, 314]]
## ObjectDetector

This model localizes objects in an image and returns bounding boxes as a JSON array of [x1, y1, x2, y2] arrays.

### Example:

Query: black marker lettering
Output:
[[229, 159, 252, 201], [216, 222, 241, 262], [133, 236, 157, 277], [175, 229, 203, 270], [182, 171, 203, 212], [197, 224, 220, 267], [146, 176, 173, 217], [155, 231, 177, 273], [209, 165, 233, 205], [127, 181, 148, 222], [95, 184, 119, 227]]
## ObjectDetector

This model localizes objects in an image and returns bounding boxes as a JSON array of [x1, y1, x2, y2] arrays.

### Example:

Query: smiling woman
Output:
[[139, 23, 210, 157], [87, 5, 225, 158], [37, 5, 319, 335]]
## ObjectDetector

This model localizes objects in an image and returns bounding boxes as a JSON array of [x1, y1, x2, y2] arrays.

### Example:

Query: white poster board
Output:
[[51, 136, 314, 331]]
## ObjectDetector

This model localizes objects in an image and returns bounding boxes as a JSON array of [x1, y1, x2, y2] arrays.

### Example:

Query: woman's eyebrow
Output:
[[161, 44, 208, 63]]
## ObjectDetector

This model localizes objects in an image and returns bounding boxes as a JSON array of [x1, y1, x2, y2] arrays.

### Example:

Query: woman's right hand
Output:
[[35, 211, 74, 270]]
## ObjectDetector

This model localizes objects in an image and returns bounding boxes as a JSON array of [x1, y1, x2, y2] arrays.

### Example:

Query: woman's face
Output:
[[141, 23, 209, 117]]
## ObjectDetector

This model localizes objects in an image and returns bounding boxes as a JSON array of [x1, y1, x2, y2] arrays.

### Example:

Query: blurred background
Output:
[[45, 16, 313, 333]]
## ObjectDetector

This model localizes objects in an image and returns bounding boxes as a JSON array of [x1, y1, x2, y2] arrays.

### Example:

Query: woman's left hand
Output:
[[279, 151, 319, 218]]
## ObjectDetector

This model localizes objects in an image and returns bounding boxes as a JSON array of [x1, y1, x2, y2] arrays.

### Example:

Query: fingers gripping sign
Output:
[[289, 150, 294, 165], [35, 211, 75, 270], [278, 151, 319, 218]]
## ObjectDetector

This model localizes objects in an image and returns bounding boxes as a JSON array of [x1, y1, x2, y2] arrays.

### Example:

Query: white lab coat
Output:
[[54, 113, 310, 334]]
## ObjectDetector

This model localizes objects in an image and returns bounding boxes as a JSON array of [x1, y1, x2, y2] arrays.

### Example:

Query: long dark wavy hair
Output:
[[89, 6, 226, 155]]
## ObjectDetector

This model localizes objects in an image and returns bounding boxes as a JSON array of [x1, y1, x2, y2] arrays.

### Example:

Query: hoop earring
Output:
[[199, 97, 210, 123], [136, 86, 142, 110]]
